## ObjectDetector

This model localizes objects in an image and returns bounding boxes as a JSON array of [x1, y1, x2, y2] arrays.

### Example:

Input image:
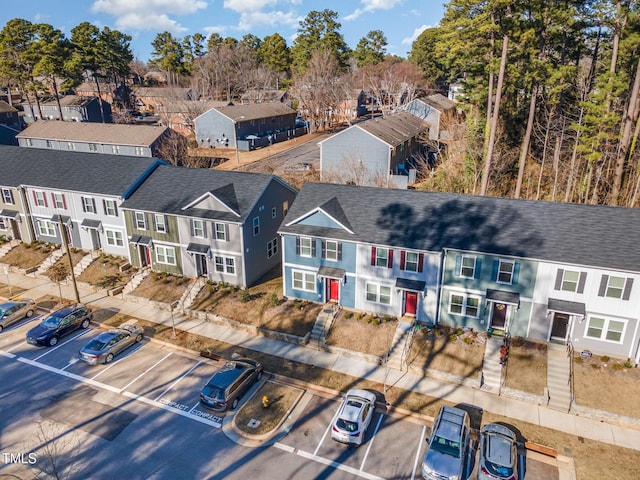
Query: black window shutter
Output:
[[418, 253, 424, 273], [371, 247, 376, 266], [92, 198, 96, 213], [295, 236, 300, 255], [388, 249, 394, 268], [577, 272, 587, 294], [598, 275, 609, 297], [81, 197, 86, 212], [554, 269, 564, 290], [623, 278, 634, 300], [164, 216, 169, 234], [311, 239, 316, 257], [102, 199, 107, 214], [321, 240, 326, 258], [338, 243, 342, 261]]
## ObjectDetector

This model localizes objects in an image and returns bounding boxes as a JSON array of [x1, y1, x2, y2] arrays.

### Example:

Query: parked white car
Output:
[[331, 389, 377, 446]]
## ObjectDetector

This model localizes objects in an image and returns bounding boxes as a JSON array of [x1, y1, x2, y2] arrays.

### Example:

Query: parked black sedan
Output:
[[26, 304, 92, 347]]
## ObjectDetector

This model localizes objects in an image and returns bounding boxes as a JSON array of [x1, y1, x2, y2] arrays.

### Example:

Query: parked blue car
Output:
[[26, 304, 92, 347]]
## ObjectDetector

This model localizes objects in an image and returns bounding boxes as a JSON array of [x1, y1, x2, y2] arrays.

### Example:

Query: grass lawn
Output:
[[130, 272, 190, 303], [235, 380, 303, 435], [325, 310, 398, 357], [504, 338, 548, 395], [0, 242, 57, 269], [77, 254, 133, 289]]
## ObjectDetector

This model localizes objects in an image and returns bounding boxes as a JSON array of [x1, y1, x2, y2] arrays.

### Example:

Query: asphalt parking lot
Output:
[[0, 312, 562, 479]]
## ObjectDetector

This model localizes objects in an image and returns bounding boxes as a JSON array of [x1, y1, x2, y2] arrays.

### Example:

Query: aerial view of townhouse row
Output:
[[2, 2, 640, 479]]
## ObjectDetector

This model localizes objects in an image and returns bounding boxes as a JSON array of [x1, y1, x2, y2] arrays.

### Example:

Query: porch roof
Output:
[[395, 278, 426, 292], [317, 266, 345, 280], [80, 219, 102, 230], [186, 242, 210, 255], [129, 235, 153, 247], [486, 289, 520, 306], [50, 215, 72, 226], [547, 298, 586, 317], [0, 209, 19, 219]]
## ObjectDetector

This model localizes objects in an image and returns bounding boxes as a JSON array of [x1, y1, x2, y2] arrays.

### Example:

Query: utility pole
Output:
[[58, 215, 80, 304]]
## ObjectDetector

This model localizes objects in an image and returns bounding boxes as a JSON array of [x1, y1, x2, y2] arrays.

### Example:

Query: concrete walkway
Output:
[[3, 268, 640, 453]]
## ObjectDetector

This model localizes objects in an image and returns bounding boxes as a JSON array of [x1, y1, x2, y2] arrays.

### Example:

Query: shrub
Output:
[[463, 336, 474, 345], [24, 243, 32, 249], [574, 356, 584, 364], [455, 327, 464, 336], [208, 285, 217, 294], [449, 333, 458, 341], [612, 363, 624, 371], [624, 360, 633, 368], [600, 355, 610, 363], [270, 293, 279, 306], [371, 317, 380, 326], [382, 315, 391, 323], [355, 312, 365, 321], [241, 289, 250, 303], [365, 316, 373, 324], [344, 311, 353, 319]]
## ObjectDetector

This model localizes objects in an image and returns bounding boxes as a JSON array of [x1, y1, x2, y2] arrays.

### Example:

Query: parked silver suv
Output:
[[421, 405, 470, 480]]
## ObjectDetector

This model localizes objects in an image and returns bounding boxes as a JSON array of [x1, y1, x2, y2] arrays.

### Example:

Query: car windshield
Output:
[[485, 462, 513, 477], [85, 339, 107, 351], [41, 314, 63, 328], [0, 308, 6, 316], [336, 419, 359, 432], [202, 386, 224, 400], [431, 435, 461, 458]]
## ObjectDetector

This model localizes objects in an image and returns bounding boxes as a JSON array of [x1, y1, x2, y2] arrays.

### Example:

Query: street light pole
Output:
[[58, 215, 80, 304]]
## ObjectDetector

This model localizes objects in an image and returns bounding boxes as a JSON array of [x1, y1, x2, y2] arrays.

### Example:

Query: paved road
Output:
[[0, 314, 560, 479]]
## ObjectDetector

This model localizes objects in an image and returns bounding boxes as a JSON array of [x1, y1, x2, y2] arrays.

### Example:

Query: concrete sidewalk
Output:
[[4, 269, 640, 452]]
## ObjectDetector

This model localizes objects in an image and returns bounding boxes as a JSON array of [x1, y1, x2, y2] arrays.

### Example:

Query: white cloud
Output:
[[236, 10, 300, 31], [91, 0, 207, 32], [402, 24, 428, 45], [344, 0, 403, 21], [223, 0, 280, 12]]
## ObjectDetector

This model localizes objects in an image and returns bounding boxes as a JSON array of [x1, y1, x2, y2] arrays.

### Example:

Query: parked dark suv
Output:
[[26, 304, 92, 347], [200, 358, 263, 411]]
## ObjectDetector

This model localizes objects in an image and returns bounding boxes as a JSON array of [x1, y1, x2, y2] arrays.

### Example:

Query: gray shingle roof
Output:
[[346, 112, 426, 147], [120, 165, 280, 222], [0, 145, 163, 195], [209, 103, 296, 122], [39, 95, 97, 107], [16, 121, 169, 146], [0, 100, 18, 113], [279, 182, 640, 272]]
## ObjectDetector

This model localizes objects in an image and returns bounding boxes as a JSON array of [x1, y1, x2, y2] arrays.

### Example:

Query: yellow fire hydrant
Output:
[[262, 395, 270, 408]]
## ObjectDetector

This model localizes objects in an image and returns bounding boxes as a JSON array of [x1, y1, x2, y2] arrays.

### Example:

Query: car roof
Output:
[[96, 331, 122, 341], [484, 430, 515, 467], [435, 407, 468, 441], [0, 301, 19, 309], [207, 363, 248, 388], [339, 398, 367, 422], [52, 304, 87, 317]]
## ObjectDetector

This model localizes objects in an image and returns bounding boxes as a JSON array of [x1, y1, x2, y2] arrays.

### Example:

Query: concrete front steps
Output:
[[547, 342, 573, 412], [123, 268, 151, 294], [0, 239, 20, 258], [386, 316, 416, 371], [309, 303, 339, 349], [178, 276, 207, 311], [480, 335, 505, 392], [73, 252, 96, 278], [34, 248, 65, 277]]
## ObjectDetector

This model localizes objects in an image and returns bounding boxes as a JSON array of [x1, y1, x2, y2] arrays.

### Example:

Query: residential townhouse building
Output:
[[0, 145, 166, 257], [281, 183, 640, 362], [22, 95, 112, 123], [120, 166, 297, 288]]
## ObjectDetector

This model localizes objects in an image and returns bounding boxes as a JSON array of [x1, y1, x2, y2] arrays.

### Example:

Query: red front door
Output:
[[405, 292, 418, 315], [328, 279, 339, 302]]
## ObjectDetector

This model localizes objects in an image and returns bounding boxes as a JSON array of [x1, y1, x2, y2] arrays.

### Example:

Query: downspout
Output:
[[18, 186, 36, 242], [280, 233, 286, 299], [239, 220, 247, 288], [435, 248, 446, 326]]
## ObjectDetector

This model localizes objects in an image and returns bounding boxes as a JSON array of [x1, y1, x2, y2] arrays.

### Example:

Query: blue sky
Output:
[[2, 0, 445, 62]]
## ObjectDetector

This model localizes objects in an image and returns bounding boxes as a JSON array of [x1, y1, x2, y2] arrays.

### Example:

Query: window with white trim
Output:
[[271, 207, 277, 219], [104, 200, 118, 216], [0, 218, 6, 230], [192, 219, 205, 237], [67, 142, 75, 150], [299, 237, 312, 257], [253, 216, 260, 236], [215, 223, 226, 241], [586, 316, 625, 343], [46, 140, 53, 148], [366, 283, 391, 305], [214, 255, 236, 274], [38, 220, 56, 237], [25, 138, 32, 147], [155, 245, 176, 265], [460, 256, 476, 278], [605, 276, 626, 299], [267, 238, 278, 258], [449, 293, 481, 317], [405, 251, 419, 272], [134, 211, 147, 229], [292, 270, 315, 292], [497, 260, 515, 284], [154, 214, 167, 233], [1, 188, 15, 204], [325, 240, 338, 261], [53, 193, 65, 209], [135, 146, 144, 156], [112, 145, 120, 154], [561, 270, 580, 292], [89, 143, 98, 152], [82, 197, 96, 214], [376, 248, 389, 267], [34, 191, 46, 207], [105, 229, 124, 247]]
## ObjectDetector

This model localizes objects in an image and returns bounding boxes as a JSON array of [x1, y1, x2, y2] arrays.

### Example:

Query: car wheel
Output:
[[48, 336, 58, 347], [105, 353, 114, 364], [26, 310, 34, 318], [256, 370, 263, 381], [0, 325, 3, 333], [135, 334, 143, 343], [81, 318, 90, 329], [231, 398, 239, 410]]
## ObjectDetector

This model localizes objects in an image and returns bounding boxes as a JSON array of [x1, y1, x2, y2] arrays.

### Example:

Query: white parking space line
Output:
[[60, 357, 81, 371], [33, 329, 90, 361], [188, 401, 201, 413], [411, 425, 427, 480], [360, 414, 384, 471], [314, 404, 341, 456], [0, 350, 16, 359], [154, 361, 201, 402], [273, 443, 385, 480], [6, 341, 26, 353], [119, 352, 172, 392], [90, 343, 145, 380], [122, 391, 221, 428]]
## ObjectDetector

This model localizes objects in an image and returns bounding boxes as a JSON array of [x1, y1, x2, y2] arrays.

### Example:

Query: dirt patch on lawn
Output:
[[325, 310, 398, 357], [130, 272, 190, 303], [504, 338, 547, 395], [235, 380, 303, 435], [0, 242, 58, 269], [407, 326, 486, 379], [77, 254, 134, 289], [44, 249, 87, 280], [190, 269, 321, 337], [573, 353, 640, 418]]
